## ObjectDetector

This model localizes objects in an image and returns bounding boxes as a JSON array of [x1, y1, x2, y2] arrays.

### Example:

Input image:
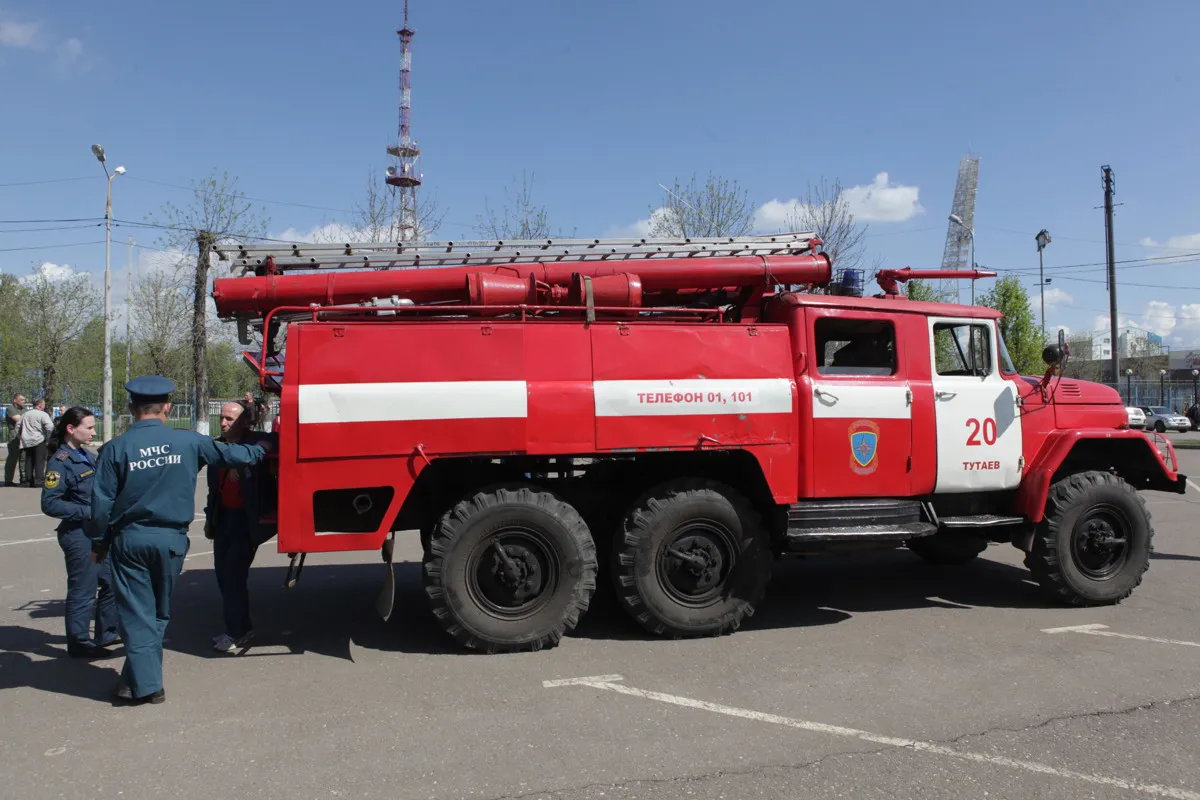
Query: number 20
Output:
[[966, 417, 997, 446]]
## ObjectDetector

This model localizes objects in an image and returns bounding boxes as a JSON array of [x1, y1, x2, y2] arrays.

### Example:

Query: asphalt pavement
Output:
[[1, 454, 1199, 799]]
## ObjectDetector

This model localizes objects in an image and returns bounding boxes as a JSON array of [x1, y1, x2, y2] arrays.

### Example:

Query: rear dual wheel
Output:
[[611, 479, 773, 638], [423, 484, 598, 653]]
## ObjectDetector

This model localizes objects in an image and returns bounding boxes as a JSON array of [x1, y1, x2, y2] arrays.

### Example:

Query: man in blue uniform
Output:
[[86, 376, 272, 705]]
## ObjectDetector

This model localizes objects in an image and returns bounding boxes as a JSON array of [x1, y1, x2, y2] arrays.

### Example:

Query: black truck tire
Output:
[[1025, 470, 1152, 606], [612, 479, 772, 638], [907, 533, 988, 565], [423, 484, 598, 653]]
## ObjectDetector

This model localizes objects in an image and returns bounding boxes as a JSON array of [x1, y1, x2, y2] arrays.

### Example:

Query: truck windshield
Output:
[[996, 327, 1017, 374]]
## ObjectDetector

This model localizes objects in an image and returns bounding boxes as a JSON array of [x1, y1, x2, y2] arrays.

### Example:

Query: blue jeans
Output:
[[212, 508, 258, 640], [57, 527, 119, 652]]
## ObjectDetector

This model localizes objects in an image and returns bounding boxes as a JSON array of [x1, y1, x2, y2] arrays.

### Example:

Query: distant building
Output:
[[1085, 326, 1163, 360]]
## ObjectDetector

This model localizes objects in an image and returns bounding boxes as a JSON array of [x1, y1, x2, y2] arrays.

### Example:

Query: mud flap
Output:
[[375, 532, 397, 622]]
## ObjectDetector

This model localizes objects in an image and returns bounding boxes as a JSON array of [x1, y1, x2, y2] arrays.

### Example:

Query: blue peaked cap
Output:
[[125, 375, 175, 403]]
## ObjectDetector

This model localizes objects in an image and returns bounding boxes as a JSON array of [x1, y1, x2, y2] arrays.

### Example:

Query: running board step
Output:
[[785, 522, 937, 546], [939, 515, 1025, 529], [787, 498, 925, 529]]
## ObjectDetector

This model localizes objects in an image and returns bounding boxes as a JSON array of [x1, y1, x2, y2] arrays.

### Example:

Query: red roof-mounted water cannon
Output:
[[874, 266, 998, 297]]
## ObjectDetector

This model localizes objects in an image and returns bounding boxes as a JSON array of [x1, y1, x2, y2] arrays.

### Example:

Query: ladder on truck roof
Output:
[[211, 233, 821, 273]]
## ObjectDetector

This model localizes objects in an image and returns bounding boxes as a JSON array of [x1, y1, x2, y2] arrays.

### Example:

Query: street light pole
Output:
[[125, 237, 134, 386], [1035, 229, 1051, 341], [949, 213, 976, 304], [92, 144, 125, 443]]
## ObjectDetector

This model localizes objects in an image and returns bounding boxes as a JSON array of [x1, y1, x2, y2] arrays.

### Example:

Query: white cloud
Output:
[[1139, 233, 1200, 253], [54, 36, 82, 67], [601, 208, 670, 240], [0, 17, 39, 48], [272, 222, 366, 244], [1041, 287, 1073, 310], [1093, 300, 1200, 346], [0, 12, 85, 73], [754, 172, 923, 233], [754, 199, 805, 231], [19, 261, 82, 284], [841, 172, 923, 223]]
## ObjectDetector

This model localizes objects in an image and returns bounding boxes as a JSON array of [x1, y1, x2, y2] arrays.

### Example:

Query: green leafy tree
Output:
[[979, 275, 1043, 374], [0, 272, 32, 389], [18, 265, 103, 402]]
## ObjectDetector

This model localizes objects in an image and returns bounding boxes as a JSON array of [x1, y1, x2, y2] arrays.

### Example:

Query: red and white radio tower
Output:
[[385, 0, 421, 242]]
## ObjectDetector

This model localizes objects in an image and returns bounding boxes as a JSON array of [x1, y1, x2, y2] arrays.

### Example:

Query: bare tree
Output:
[[649, 172, 755, 239], [18, 264, 102, 402], [130, 266, 191, 379], [475, 171, 551, 240], [313, 167, 448, 243], [782, 178, 869, 272], [148, 169, 268, 432]]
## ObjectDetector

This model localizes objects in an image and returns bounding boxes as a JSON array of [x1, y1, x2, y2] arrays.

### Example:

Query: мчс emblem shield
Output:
[[848, 420, 880, 475]]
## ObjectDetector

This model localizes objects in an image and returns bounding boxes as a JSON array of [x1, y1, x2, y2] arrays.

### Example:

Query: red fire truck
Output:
[[209, 234, 1186, 653]]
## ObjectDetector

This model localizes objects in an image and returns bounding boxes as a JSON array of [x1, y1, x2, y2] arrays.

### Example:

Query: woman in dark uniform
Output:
[[41, 406, 120, 658]]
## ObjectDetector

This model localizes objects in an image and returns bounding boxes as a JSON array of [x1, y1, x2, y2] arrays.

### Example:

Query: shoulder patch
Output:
[[53, 450, 69, 462], [44, 471, 60, 489]]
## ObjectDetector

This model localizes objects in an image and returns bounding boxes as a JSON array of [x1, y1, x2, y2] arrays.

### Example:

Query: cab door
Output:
[[807, 309, 913, 498], [927, 316, 1023, 492]]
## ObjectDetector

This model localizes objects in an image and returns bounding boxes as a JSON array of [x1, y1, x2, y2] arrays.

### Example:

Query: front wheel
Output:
[[1025, 471, 1152, 606], [423, 484, 597, 653], [612, 479, 772, 638]]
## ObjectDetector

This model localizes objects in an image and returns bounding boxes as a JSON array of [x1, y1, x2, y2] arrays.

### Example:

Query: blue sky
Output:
[[2, 0, 1199, 345]]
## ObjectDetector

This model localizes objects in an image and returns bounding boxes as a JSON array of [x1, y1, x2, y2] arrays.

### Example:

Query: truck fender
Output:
[[1013, 429, 1186, 525]]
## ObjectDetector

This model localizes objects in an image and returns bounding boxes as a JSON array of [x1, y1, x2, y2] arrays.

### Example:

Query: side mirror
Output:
[[1058, 328, 1066, 350]]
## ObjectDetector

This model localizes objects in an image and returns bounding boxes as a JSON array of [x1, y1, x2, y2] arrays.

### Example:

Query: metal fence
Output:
[[1110, 379, 1200, 411], [1, 383, 279, 440]]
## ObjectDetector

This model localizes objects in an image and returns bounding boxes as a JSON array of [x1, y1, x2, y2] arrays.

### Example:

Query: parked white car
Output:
[[1126, 406, 1146, 430], [1139, 405, 1191, 433]]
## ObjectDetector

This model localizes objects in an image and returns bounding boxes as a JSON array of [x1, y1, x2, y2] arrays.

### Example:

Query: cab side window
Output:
[[815, 318, 897, 376], [933, 322, 992, 377]]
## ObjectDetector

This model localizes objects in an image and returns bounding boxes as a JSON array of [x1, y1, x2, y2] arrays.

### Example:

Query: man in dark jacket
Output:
[[204, 400, 278, 653]]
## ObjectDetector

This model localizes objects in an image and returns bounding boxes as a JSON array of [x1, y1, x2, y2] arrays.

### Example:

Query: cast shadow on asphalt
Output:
[[2, 546, 1069, 685], [153, 545, 1052, 660], [1150, 551, 1200, 562], [0, 625, 122, 702]]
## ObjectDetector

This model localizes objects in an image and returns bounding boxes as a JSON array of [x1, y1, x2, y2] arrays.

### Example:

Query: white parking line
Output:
[[545, 675, 1200, 800], [0, 536, 55, 547], [1188, 479, 1200, 494], [0, 514, 48, 522], [1042, 623, 1200, 648]]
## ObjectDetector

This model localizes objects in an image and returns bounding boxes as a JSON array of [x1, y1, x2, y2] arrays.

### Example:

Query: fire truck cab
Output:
[[211, 235, 1187, 653]]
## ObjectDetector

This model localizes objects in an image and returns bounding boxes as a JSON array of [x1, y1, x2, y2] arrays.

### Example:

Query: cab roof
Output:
[[780, 291, 1004, 320]]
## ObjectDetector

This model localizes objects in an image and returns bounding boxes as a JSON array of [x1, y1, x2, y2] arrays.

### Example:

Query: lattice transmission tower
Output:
[[938, 155, 980, 303], [385, 0, 422, 242]]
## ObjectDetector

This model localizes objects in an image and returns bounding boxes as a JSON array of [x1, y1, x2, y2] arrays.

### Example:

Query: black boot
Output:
[[113, 684, 166, 705]]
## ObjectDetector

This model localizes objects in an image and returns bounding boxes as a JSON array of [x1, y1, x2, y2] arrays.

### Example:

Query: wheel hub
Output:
[[1070, 506, 1130, 580], [467, 528, 558, 619], [657, 524, 736, 607]]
